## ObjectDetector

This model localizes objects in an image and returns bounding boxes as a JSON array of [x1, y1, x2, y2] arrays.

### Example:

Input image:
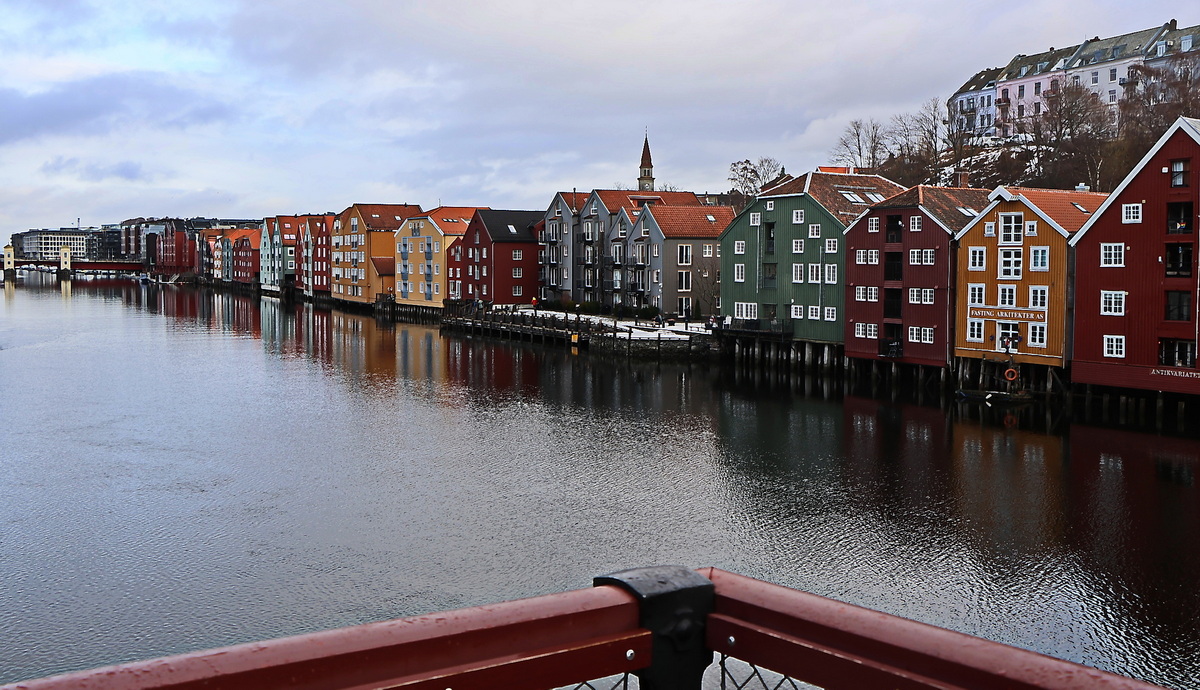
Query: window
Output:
[[921, 327, 934, 344], [1166, 243, 1193, 276], [1000, 214, 1023, 244], [1030, 246, 1049, 271], [512, 267, 523, 278], [922, 288, 934, 304], [793, 263, 805, 283], [999, 248, 1022, 279], [998, 285, 1016, 307], [824, 307, 837, 321], [908, 326, 921, 342], [1091, 71, 1099, 85], [824, 264, 837, 284], [765, 201, 774, 211], [1122, 204, 1142, 223], [809, 224, 822, 239], [1104, 335, 1125, 358], [652, 244, 659, 258], [855, 286, 867, 301], [793, 305, 805, 319], [1109, 67, 1117, 82], [734, 240, 746, 254], [1166, 291, 1192, 321], [512, 285, 523, 296], [865, 323, 878, 338], [734, 302, 758, 319], [749, 213, 761, 226], [807, 263, 821, 283], [677, 244, 692, 265], [968, 284, 985, 305], [855, 249, 866, 264], [1029, 285, 1047, 309], [867, 287, 879, 302], [512, 249, 523, 260], [808, 306, 821, 320], [825, 238, 837, 254], [984, 222, 996, 237], [922, 249, 935, 265], [1100, 290, 1125, 315], [1028, 323, 1046, 348], [867, 217, 879, 233], [854, 322, 865, 337], [907, 287, 920, 304], [793, 239, 806, 254], [967, 319, 984, 342], [703, 244, 713, 257], [909, 249, 921, 265], [734, 263, 745, 282], [868, 250, 880, 264], [910, 216, 922, 231], [677, 271, 691, 292], [1025, 221, 1038, 236], [1171, 160, 1190, 187], [793, 209, 805, 224], [1100, 243, 1125, 267]]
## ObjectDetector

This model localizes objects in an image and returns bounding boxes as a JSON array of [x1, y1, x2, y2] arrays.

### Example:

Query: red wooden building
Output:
[[462, 210, 542, 306], [232, 229, 262, 285], [843, 186, 991, 370], [153, 219, 196, 278], [296, 214, 334, 299], [1070, 116, 1200, 394]]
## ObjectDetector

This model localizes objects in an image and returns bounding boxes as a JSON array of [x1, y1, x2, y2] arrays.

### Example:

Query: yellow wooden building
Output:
[[394, 207, 487, 312], [330, 203, 423, 306]]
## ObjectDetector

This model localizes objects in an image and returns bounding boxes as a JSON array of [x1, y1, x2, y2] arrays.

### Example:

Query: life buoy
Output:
[[1004, 368, 1018, 381], [1004, 413, 1018, 428]]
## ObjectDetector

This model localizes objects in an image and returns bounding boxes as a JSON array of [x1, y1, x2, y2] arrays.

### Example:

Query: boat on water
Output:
[[956, 388, 1036, 405]]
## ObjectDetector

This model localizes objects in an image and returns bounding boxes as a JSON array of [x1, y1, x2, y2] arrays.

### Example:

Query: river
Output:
[[1, 275, 1198, 688]]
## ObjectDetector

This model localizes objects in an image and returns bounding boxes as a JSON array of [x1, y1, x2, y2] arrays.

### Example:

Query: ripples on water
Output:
[[0, 277, 1198, 688]]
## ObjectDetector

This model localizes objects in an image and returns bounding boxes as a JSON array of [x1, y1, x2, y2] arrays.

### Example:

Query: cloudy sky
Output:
[[0, 0, 1183, 245]]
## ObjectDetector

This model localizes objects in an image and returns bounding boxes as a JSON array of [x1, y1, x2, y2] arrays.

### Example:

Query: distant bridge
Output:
[[9, 258, 143, 272]]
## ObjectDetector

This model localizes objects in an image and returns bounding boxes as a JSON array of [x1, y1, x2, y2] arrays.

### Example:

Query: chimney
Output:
[[955, 170, 970, 188], [1075, 183, 1091, 192]]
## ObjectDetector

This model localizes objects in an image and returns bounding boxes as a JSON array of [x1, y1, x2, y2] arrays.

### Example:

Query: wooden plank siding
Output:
[[1070, 118, 1200, 394]]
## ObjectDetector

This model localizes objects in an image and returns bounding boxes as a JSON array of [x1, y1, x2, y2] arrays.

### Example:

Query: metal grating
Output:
[[562, 673, 634, 690], [716, 654, 811, 690]]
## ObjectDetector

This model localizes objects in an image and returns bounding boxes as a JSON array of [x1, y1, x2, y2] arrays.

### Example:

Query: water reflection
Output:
[[1, 278, 1198, 689]]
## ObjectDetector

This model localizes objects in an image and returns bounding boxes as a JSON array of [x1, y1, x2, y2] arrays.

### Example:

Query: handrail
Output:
[[7, 586, 648, 690]]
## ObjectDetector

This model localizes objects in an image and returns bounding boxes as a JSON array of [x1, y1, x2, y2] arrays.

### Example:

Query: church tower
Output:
[[638, 135, 654, 191]]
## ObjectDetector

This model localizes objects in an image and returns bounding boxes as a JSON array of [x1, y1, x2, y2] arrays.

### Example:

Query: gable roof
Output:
[[551, 191, 590, 213], [643, 205, 736, 239], [477, 210, 543, 243], [761, 170, 906, 224], [591, 189, 702, 214], [850, 186, 992, 236], [1068, 24, 1169, 69], [999, 44, 1081, 81], [370, 257, 396, 276], [410, 206, 489, 237], [1072, 116, 1200, 245], [1147, 22, 1200, 61], [955, 186, 1109, 240], [953, 66, 1004, 96], [347, 203, 424, 231]]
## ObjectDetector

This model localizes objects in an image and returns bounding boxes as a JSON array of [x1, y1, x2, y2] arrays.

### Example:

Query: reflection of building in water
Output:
[[842, 396, 950, 512], [330, 311, 396, 380], [395, 325, 451, 383], [445, 336, 541, 398]]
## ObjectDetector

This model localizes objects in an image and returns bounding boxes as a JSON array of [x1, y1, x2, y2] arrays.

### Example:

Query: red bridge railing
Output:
[[3, 566, 1163, 690]]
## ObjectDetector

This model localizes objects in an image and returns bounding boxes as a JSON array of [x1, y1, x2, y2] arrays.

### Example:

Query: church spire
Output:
[[638, 134, 654, 191]]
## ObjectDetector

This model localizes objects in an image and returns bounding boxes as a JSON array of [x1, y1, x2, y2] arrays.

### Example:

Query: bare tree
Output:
[[727, 157, 784, 196], [691, 257, 721, 317], [879, 98, 946, 186], [831, 118, 887, 168]]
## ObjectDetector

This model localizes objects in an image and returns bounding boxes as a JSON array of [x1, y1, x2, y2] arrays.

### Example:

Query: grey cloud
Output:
[[41, 156, 156, 182], [0, 72, 235, 146]]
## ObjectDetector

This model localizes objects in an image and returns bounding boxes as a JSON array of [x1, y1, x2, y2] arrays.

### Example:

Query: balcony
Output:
[[996, 97, 1011, 107], [878, 338, 904, 358]]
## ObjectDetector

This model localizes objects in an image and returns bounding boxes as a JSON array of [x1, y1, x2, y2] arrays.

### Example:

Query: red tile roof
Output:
[[417, 206, 489, 236], [371, 257, 396, 276], [347, 203, 424, 231], [592, 189, 702, 213], [1000, 187, 1109, 234], [646, 205, 736, 239]]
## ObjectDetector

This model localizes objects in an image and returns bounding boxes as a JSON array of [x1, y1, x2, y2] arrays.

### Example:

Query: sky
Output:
[[0, 0, 1185, 246]]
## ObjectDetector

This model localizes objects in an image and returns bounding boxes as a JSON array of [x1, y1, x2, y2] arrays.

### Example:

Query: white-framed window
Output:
[[967, 318, 984, 342], [968, 283, 985, 305], [703, 244, 713, 257], [808, 263, 821, 283], [855, 285, 867, 301], [1029, 285, 1047, 309], [855, 322, 866, 337], [910, 216, 922, 231], [734, 240, 746, 255], [824, 306, 836, 321], [677, 270, 691, 291], [922, 288, 934, 304], [984, 222, 996, 237], [765, 201, 775, 211], [792, 264, 805, 283], [867, 249, 879, 264], [922, 249, 935, 265], [908, 326, 921, 342], [909, 249, 921, 265], [808, 305, 821, 320], [1104, 335, 1125, 358], [866, 323, 878, 338], [1122, 204, 1142, 224], [793, 209, 805, 224], [867, 217, 879, 233], [1028, 323, 1046, 348], [824, 264, 837, 284], [809, 224, 822, 239], [867, 287, 879, 302], [749, 212, 761, 226], [791, 305, 805, 319], [1030, 246, 1049, 271], [998, 284, 1016, 307], [734, 263, 745, 282], [512, 267, 523, 278], [825, 238, 837, 254], [1025, 221, 1038, 236], [1100, 290, 1125, 315], [855, 249, 866, 264], [734, 301, 758, 319], [999, 248, 1022, 279], [793, 239, 805, 254], [512, 285, 523, 296], [999, 213, 1023, 244], [922, 327, 935, 344], [677, 244, 692, 265], [652, 244, 659, 258], [512, 249, 523, 260], [968, 247, 985, 271], [1100, 243, 1124, 267], [908, 287, 921, 304]]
